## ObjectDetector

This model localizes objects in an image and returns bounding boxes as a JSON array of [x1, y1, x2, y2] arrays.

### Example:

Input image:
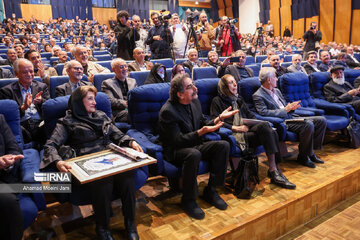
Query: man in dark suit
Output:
[[323, 65, 360, 114], [0, 67, 14, 79], [346, 46, 360, 69], [303, 50, 320, 74], [127, 47, 153, 72], [217, 50, 254, 80], [102, 58, 137, 122], [287, 54, 307, 75], [0, 59, 50, 144], [182, 48, 208, 72], [318, 51, 333, 72], [0, 114, 25, 240], [55, 60, 92, 97], [303, 21, 322, 58], [270, 54, 288, 77], [253, 67, 327, 168], [0, 48, 17, 67], [158, 73, 237, 219]]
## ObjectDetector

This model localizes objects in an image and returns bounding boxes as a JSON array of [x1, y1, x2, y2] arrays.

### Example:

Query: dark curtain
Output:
[[4, 0, 22, 19], [292, 0, 319, 20], [353, 0, 360, 9], [168, 0, 179, 14], [259, 0, 270, 24], [210, 0, 219, 22], [232, 0, 239, 18], [117, 0, 149, 21], [51, 0, 92, 20]]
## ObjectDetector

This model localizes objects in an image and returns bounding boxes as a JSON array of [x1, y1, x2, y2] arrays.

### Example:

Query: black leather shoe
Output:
[[268, 170, 296, 189], [96, 226, 114, 240], [181, 198, 205, 219], [125, 219, 139, 240], [202, 186, 228, 210], [309, 154, 324, 164], [297, 155, 316, 168]]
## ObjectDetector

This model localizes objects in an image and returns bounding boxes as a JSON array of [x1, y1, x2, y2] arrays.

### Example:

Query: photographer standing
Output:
[[217, 16, 241, 57], [146, 12, 173, 59], [195, 12, 215, 57], [303, 22, 322, 59], [114, 10, 140, 60], [170, 13, 189, 59]]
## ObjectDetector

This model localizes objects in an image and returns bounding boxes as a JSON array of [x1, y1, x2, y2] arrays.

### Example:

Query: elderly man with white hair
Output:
[[55, 60, 93, 97], [101, 58, 137, 122], [63, 45, 110, 82], [287, 54, 307, 75], [52, 45, 62, 57], [182, 48, 207, 72]]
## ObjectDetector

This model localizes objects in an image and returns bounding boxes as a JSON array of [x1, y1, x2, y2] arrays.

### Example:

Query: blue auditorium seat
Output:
[[261, 63, 271, 68], [0, 49, 9, 54], [0, 77, 42, 88], [255, 55, 267, 63], [193, 67, 217, 80], [281, 62, 292, 68], [42, 93, 148, 204], [96, 61, 112, 71], [129, 70, 150, 86], [344, 69, 360, 86], [283, 55, 293, 62], [245, 56, 255, 65], [0, 53, 7, 59], [40, 52, 52, 60], [0, 99, 46, 229], [93, 73, 115, 92], [150, 58, 174, 68], [1, 65, 14, 75], [247, 64, 260, 77], [175, 58, 187, 64], [279, 72, 349, 131], [55, 63, 65, 75], [93, 50, 110, 56], [95, 55, 112, 61], [49, 75, 89, 98]]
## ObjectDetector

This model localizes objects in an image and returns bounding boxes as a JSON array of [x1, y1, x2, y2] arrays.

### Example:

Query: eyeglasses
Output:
[[72, 67, 83, 71], [185, 82, 195, 90], [118, 65, 128, 69]]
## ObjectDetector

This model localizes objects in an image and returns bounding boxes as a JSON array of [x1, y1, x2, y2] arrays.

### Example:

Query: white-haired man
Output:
[[287, 54, 307, 75]]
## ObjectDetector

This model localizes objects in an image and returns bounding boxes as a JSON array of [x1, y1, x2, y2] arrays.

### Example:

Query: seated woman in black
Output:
[[170, 64, 186, 80], [144, 63, 169, 84], [210, 74, 296, 190], [42, 86, 142, 240]]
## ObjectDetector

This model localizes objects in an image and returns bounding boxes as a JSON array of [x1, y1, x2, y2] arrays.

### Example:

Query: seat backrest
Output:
[[129, 70, 150, 86], [262, 63, 271, 68], [55, 63, 65, 75], [95, 55, 112, 61], [40, 52, 52, 60], [42, 92, 112, 138], [175, 58, 187, 64], [245, 56, 255, 65], [238, 77, 261, 110], [344, 69, 360, 86], [0, 77, 42, 88], [0, 99, 24, 149], [50, 57, 59, 65], [283, 55, 293, 62], [96, 61, 112, 72], [281, 62, 292, 68], [93, 50, 110, 56], [93, 73, 116, 92], [193, 67, 217, 80], [255, 55, 267, 63], [279, 72, 315, 107], [247, 64, 260, 77], [308, 72, 331, 99], [150, 58, 174, 68], [128, 82, 170, 134], [195, 78, 220, 115], [49, 75, 89, 98], [1, 65, 14, 75]]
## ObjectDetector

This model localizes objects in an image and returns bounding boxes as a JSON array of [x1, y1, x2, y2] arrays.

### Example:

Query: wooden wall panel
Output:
[[224, 0, 232, 7], [334, 0, 351, 44], [225, 7, 233, 18], [179, 1, 211, 8], [20, 4, 52, 22], [281, 0, 292, 6], [218, 9, 226, 18], [280, 6, 292, 36], [319, 0, 334, 44], [351, 10, 360, 45], [292, 18, 304, 39], [217, 0, 225, 9], [269, 0, 280, 37], [92, 8, 117, 28]]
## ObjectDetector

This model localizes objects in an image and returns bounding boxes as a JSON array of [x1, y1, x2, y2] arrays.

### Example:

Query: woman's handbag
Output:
[[347, 117, 360, 148], [232, 154, 260, 199]]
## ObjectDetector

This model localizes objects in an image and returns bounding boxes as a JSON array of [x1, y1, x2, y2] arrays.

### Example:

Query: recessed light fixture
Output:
[[195, 1, 199, 4]]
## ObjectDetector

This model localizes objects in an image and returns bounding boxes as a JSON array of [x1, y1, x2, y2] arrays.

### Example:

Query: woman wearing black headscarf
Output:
[[42, 86, 142, 240], [144, 63, 169, 84], [210, 74, 296, 190]]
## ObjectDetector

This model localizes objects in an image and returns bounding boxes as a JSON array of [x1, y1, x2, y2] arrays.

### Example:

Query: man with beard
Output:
[[323, 65, 360, 114], [114, 10, 140, 60]]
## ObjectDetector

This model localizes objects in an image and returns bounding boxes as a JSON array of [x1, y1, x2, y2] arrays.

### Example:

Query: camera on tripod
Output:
[[158, 10, 172, 22], [185, 9, 200, 23], [195, 26, 205, 35]]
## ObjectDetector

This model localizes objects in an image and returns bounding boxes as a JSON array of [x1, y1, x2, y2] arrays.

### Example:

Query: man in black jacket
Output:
[[158, 73, 237, 219], [218, 50, 254, 80], [0, 114, 24, 240], [303, 22, 322, 58]]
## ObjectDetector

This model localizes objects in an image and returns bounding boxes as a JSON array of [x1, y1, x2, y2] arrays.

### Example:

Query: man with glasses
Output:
[[102, 58, 137, 123], [55, 60, 92, 97], [145, 12, 173, 59], [128, 47, 153, 72], [158, 73, 237, 220], [218, 50, 254, 80], [132, 15, 148, 52]]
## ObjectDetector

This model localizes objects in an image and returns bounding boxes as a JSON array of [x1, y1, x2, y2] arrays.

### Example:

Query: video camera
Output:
[[185, 9, 200, 23], [158, 10, 172, 22]]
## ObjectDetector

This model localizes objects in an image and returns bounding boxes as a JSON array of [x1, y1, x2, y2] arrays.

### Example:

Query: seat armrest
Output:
[[297, 107, 325, 116], [313, 99, 349, 118], [126, 129, 163, 153], [294, 109, 315, 116]]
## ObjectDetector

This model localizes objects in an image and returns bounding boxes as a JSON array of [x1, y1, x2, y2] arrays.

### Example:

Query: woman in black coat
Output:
[[210, 74, 295, 190], [42, 86, 142, 240], [144, 64, 169, 84]]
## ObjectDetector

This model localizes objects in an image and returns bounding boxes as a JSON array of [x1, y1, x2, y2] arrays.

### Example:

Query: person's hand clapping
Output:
[[33, 91, 43, 105], [197, 121, 224, 136], [285, 100, 301, 112], [0, 154, 24, 170]]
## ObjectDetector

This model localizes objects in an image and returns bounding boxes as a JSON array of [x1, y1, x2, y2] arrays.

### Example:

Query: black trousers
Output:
[[172, 140, 230, 201], [74, 170, 136, 227], [286, 116, 327, 157], [351, 100, 360, 114], [20, 118, 46, 144], [0, 183, 23, 240], [245, 122, 282, 163]]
